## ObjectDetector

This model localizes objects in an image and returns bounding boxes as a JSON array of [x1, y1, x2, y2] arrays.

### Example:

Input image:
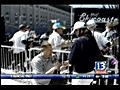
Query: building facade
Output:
[[1, 5, 71, 35]]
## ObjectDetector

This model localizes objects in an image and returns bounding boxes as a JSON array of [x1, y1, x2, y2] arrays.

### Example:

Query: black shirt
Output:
[[69, 36, 100, 73]]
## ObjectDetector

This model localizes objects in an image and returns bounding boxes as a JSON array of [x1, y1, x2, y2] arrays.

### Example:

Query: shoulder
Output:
[[50, 32, 59, 39], [31, 55, 42, 64], [73, 38, 81, 45]]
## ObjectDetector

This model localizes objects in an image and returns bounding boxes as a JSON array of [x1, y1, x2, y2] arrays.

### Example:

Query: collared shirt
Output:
[[9, 30, 26, 53], [48, 31, 65, 50], [91, 30, 109, 50], [31, 54, 53, 85], [102, 29, 117, 41]]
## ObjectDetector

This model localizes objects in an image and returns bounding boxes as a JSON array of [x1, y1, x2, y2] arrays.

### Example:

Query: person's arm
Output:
[[53, 36, 65, 48], [45, 61, 61, 74], [9, 35, 14, 42], [45, 67, 57, 74], [9, 36, 14, 46], [21, 34, 29, 45], [31, 57, 60, 74]]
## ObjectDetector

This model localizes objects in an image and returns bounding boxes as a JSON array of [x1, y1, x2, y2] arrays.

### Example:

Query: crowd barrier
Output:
[[1, 45, 119, 85]]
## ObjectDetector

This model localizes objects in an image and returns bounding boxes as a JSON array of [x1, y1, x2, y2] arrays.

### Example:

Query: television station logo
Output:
[[95, 61, 107, 74]]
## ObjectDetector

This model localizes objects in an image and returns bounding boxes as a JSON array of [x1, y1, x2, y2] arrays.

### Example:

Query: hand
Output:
[[63, 60, 69, 66], [65, 40, 72, 44], [53, 61, 61, 70], [60, 65, 67, 71]]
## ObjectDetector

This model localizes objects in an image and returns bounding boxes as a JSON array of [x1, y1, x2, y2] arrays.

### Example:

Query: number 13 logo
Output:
[[95, 61, 106, 70]]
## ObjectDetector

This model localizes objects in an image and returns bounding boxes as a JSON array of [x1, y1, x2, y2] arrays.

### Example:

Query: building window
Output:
[[6, 17, 9, 21], [30, 18, 32, 21], [36, 15, 39, 25], [23, 13, 26, 24], [5, 12, 10, 24], [14, 13, 19, 25], [30, 14, 32, 17]]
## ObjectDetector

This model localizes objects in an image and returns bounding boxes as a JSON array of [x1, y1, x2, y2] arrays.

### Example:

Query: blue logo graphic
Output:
[[95, 61, 107, 70]]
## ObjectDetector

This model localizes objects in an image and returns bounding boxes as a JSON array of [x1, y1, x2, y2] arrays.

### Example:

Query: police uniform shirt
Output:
[[9, 30, 26, 53], [102, 29, 117, 41], [48, 31, 65, 50], [31, 54, 53, 85], [92, 31, 109, 50]]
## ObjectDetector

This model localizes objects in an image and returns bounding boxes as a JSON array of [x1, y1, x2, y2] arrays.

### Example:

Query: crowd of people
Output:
[[2, 18, 119, 85]]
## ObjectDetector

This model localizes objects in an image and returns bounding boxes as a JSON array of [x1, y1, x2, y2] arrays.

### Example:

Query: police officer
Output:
[[86, 19, 111, 55]]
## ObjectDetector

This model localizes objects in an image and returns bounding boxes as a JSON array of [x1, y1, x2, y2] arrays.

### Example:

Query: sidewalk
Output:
[[1, 79, 25, 85]]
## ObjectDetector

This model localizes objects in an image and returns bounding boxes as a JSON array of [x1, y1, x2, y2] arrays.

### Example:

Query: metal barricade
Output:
[[104, 55, 119, 85], [1, 45, 28, 73]]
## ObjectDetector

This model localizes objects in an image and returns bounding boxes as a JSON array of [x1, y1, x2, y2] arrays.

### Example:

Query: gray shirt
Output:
[[31, 54, 53, 85]]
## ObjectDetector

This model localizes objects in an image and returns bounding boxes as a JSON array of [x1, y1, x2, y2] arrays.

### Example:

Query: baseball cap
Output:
[[86, 19, 97, 29], [52, 22, 66, 30], [86, 19, 97, 26], [71, 21, 87, 35], [19, 24, 27, 30]]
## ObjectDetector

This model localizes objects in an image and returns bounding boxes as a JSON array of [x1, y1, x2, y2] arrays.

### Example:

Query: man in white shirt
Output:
[[48, 22, 66, 50], [86, 19, 111, 54], [48, 22, 70, 64], [9, 24, 27, 72], [102, 22, 117, 42]]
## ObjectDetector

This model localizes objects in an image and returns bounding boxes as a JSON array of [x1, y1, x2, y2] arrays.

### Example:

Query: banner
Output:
[[1, 74, 119, 79], [74, 8, 119, 23]]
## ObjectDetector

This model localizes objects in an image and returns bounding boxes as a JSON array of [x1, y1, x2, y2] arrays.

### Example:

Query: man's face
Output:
[[23, 27, 27, 32], [75, 29, 79, 37], [57, 28, 63, 35], [44, 45, 53, 58]]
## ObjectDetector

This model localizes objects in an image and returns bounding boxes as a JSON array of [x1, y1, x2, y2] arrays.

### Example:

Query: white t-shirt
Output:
[[24, 30, 29, 40], [9, 30, 26, 53], [48, 31, 65, 50], [92, 31, 109, 50]]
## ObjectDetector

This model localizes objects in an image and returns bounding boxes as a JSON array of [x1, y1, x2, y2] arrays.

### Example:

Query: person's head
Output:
[[19, 24, 27, 32], [74, 29, 79, 37], [105, 22, 117, 31], [71, 21, 90, 37], [41, 41, 52, 58], [86, 19, 97, 30], [26, 25, 30, 31], [52, 22, 66, 35], [46, 30, 52, 36]]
